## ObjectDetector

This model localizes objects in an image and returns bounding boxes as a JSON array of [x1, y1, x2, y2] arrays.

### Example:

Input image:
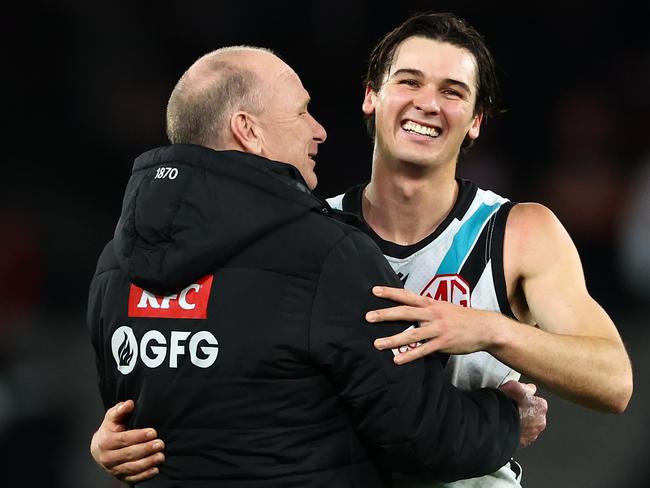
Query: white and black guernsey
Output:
[[328, 179, 524, 487]]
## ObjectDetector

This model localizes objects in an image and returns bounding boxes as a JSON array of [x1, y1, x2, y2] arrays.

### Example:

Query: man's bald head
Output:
[[166, 46, 274, 150]]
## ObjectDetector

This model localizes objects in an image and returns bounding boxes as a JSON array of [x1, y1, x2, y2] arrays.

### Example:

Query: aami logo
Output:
[[420, 274, 471, 307], [128, 275, 213, 319], [111, 325, 219, 375]]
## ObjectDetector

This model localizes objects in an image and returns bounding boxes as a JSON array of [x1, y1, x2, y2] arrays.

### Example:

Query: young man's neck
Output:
[[363, 159, 458, 246]]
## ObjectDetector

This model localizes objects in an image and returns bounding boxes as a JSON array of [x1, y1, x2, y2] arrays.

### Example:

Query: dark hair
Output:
[[364, 12, 501, 147]]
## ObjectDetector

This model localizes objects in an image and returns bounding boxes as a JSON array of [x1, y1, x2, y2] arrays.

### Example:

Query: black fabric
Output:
[[491, 202, 517, 319], [509, 459, 522, 479], [88, 145, 519, 487]]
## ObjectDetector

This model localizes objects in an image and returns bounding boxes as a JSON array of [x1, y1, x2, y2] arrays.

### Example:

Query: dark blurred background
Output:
[[2, 1, 649, 486]]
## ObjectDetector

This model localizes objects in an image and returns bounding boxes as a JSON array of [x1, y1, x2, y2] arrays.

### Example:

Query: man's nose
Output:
[[310, 115, 327, 143], [413, 86, 440, 114]]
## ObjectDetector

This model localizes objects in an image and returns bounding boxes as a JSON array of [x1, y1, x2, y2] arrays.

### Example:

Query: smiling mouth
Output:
[[401, 120, 441, 138]]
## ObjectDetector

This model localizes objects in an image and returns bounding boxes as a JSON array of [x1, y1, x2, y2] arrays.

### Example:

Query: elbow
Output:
[[612, 372, 634, 414], [608, 393, 631, 415], [599, 347, 634, 414], [603, 370, 634, 415]]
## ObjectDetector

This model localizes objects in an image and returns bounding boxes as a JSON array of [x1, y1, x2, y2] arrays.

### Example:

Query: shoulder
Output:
[[320, 218, 386, 270], [505, 203, 578, 277], [281, 208, 385, 280], [309, 212, 399, 288], [93, 240, 121, 277], [507, 202, 569, 244], [301, 207, 366, 249]]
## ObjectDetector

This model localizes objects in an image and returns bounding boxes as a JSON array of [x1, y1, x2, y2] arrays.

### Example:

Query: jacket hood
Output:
[[113, 144, 325, 295]]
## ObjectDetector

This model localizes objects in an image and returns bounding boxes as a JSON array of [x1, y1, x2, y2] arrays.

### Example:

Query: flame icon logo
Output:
[[118, 331, 134, 366], [111, 326, 138, 375]]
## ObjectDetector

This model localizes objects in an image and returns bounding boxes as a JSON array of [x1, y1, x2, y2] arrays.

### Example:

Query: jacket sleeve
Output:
[[308, 230, 520, 482], [86, 242, 118, 410]]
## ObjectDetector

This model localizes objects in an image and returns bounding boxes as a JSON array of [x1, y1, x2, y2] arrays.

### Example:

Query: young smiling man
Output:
[[326, 11, 632, 487]]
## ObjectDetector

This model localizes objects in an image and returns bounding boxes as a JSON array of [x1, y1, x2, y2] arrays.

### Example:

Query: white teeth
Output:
[[402, 120, 440, 138]]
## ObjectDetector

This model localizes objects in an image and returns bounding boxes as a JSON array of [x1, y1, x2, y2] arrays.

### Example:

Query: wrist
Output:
[[484, 311, 513, 352]]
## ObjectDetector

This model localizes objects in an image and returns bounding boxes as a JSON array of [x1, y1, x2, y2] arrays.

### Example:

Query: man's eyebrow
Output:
[[389, 68, 472, 94], [389, 68, 424, 79], [442, 78, 472, 94]]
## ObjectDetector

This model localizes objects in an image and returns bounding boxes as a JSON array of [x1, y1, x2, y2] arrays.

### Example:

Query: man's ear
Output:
[[362, 85, 377, 116], [467, 112, 483, 141], [230, 111, 263, 154]]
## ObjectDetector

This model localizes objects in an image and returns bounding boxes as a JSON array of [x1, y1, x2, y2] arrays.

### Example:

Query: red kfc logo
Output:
[[128, 275, 213, 319], [421, 274, 470, 307]]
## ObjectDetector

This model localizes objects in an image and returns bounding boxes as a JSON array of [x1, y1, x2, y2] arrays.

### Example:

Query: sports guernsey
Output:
[[328, 179, 524, 488]]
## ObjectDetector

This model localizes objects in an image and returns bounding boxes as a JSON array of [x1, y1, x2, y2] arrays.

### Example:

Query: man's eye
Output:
[[443, 89, 461, 97], [399, 79, 419, 87]]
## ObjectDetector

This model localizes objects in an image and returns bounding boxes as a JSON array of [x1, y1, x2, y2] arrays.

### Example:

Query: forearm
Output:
[[408, 383, 520, 482], [352, 362, 520, 481], [366, 285, 632, 412], [498, 202, 633, 413], [487, 314, 633, 413]]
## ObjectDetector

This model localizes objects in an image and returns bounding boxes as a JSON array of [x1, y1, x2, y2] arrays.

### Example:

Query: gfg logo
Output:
[[111, 326, 219, 375]]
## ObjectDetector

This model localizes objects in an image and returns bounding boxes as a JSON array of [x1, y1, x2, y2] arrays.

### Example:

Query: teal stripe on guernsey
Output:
[[436, 202, 502, 274]]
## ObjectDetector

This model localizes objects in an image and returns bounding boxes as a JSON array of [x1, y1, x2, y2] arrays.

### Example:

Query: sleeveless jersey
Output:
[[327, 179, 523, 488]]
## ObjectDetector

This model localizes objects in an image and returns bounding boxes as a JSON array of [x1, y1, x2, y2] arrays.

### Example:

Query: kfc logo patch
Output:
[[421, 274, 470, 307], [128, 275, 213, 319]]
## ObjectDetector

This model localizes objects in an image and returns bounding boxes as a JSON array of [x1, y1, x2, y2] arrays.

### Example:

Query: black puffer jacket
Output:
[[87, 144, 519, 487]]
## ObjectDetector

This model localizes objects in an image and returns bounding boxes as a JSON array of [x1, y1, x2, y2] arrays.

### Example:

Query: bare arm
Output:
[[495, 203, 632, 412], [368, 203, 632, 413], [90, 400, 165, 483]]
